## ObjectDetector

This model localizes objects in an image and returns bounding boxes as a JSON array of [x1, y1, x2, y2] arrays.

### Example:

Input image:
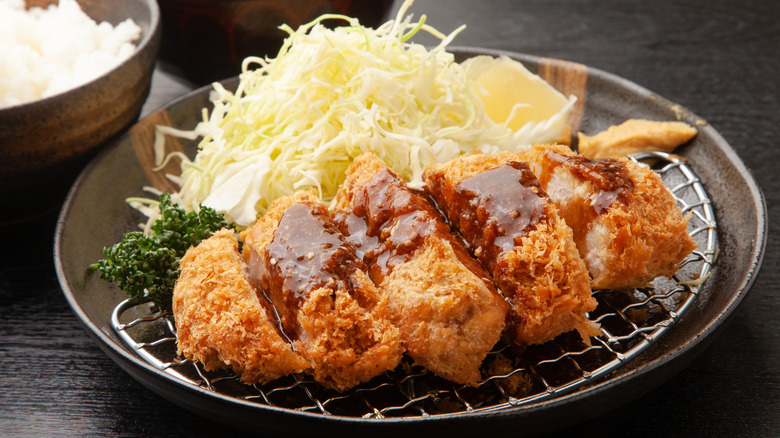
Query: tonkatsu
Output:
[[241, 191, 403, 391], [517, 144, 697, 290], [172, 229, 310, 384], [424, 154, 599, 348], [333, 152, 508, 385]]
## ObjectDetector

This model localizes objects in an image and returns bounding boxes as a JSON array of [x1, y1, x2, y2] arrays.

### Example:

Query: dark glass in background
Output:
[[157, 0, 395, 85]]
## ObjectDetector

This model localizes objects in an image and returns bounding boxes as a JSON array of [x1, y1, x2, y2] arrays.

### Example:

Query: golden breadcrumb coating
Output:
[[241, 192, 403, 391], [333, 152, 508, 386], [518, 144, 697, 289], [172, 229, 309, 384], [424, 154, 599, 348]]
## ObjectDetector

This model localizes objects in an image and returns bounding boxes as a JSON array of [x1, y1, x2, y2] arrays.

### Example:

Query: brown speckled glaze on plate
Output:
[[54, 48, 766, 437]]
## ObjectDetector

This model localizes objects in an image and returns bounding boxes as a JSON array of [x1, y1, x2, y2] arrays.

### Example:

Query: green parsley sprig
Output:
[[90, 193, 231, 311]]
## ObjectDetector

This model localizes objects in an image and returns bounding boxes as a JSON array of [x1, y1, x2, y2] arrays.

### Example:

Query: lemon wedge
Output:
[[463, 55, 575, 144]]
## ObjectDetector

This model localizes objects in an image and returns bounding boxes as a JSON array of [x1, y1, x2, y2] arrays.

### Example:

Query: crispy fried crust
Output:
[[519, 144, 697, 289], [334, 152, 508, 386], [424, 153, 598, 347], [172, 229, 309, 384], [241, 192, 403, 391]]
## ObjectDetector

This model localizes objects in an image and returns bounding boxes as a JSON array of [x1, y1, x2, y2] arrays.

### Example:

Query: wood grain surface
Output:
[[539, 57, 588, 134], [1, 0, 778, 437], [129, 109, 184, 194]]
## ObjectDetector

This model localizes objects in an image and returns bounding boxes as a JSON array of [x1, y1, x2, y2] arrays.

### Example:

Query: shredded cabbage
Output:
[[154, 0, 573, 227]]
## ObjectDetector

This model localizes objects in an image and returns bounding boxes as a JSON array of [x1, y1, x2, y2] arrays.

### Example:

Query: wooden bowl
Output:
[[0, 0, 161, 225]]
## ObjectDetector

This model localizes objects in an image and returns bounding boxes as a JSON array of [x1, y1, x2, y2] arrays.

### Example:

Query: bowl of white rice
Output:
[[0, 0, 160, 224]]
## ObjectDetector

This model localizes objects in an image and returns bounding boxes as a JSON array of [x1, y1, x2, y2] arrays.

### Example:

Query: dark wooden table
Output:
[[2, 0, 778, 436]]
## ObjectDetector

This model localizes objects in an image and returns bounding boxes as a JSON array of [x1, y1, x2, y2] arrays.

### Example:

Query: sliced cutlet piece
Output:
[[241, 192, 403, 391], [517, 144, 697, 290], [173, 228, 310, 384], [424, 154, 599, 348], [333, 152, 508, 386]]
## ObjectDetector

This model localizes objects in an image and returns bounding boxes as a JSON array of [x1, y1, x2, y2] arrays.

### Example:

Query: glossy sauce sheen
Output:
[[448, 162, 547, 269], [544, 150, 634, 213], [265, 201, 363, 336], [335, 169, 487, 285]]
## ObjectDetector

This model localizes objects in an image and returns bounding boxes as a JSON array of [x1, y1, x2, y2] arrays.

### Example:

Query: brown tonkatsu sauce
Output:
[[334, 168, 488, 285], [265, 201, 364, 336], [544, 150, 634, 213], [444, 162, 547, 269]]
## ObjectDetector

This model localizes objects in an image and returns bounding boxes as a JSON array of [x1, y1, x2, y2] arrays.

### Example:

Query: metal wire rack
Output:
[[111, 151, 717, 419]]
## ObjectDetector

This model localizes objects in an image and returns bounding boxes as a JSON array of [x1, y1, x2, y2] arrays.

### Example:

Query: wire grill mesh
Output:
[[111, 151, 717, 419]]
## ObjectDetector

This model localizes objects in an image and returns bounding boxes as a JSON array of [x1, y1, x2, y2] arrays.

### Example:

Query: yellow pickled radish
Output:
[[464, 55, 574, 142]]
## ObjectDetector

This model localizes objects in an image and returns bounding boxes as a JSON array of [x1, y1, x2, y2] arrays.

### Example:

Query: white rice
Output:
[[0, 0, 142, 108]]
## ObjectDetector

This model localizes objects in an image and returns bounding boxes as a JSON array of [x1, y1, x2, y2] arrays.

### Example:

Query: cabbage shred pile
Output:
[[155, 0, 563, 227]]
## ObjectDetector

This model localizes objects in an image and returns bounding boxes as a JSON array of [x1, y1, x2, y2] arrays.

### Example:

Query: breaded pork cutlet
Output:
[[424, 154, 599, 348], [173, 229, 309, 384], [333, 152, 508, 386], [517, 144, 697, 290], [241, 192, 403, 391]]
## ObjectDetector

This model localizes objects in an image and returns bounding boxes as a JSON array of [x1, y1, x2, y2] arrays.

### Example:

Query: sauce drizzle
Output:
[[265, 201, 363, 335], [335, 168, 487, 284], [544, 150, 634, 213], [448, 162, 547, 268]]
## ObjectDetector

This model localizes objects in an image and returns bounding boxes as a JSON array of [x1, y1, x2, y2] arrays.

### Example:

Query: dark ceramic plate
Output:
[[54, 48, 766, 437]]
